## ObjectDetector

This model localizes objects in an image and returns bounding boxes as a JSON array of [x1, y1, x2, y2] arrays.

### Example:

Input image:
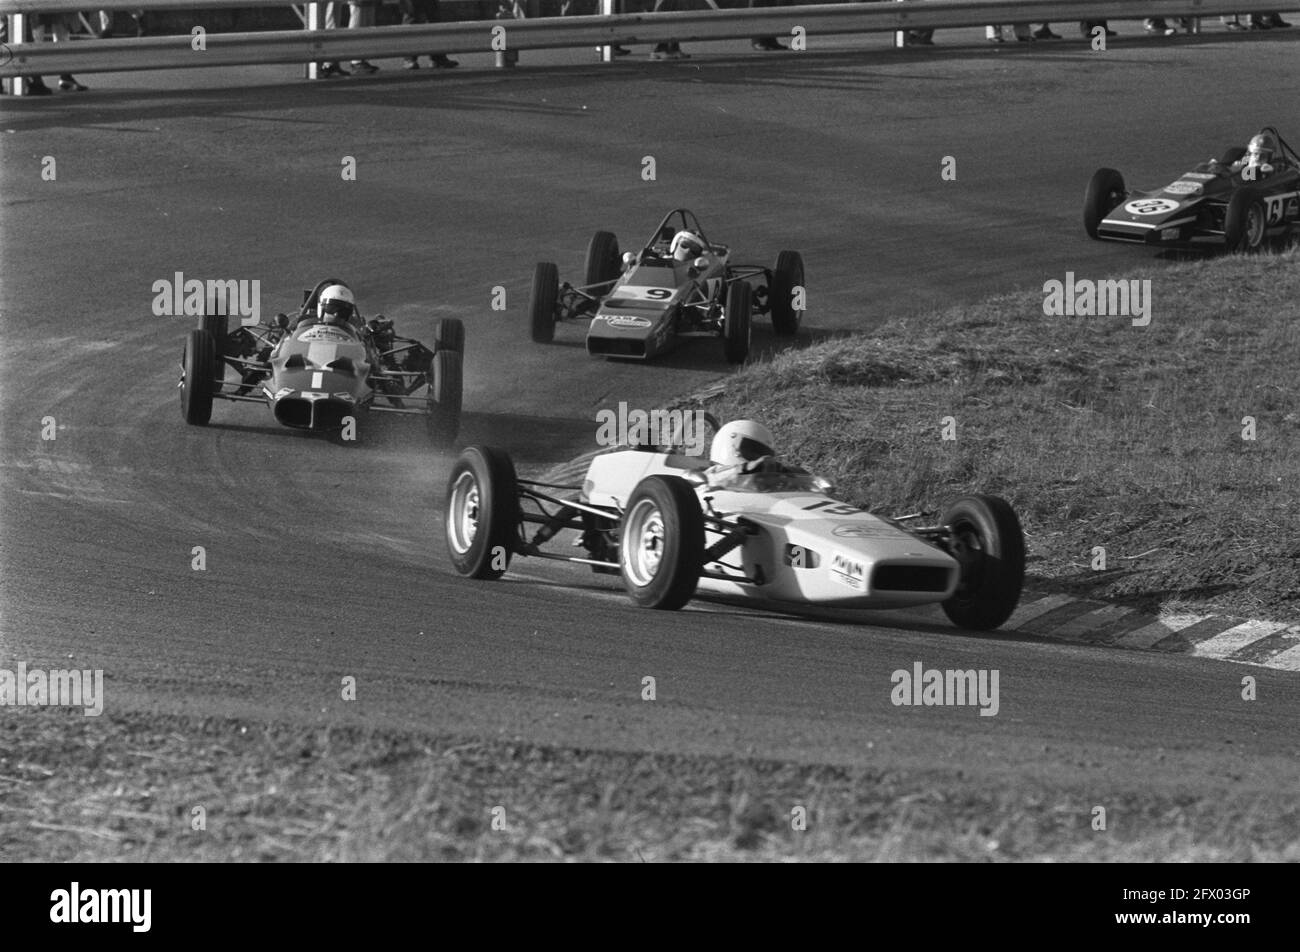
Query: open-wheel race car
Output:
[[179, 279, 464, 446], [528, 208, 806, 364], [1084, 126, 1300, 252], [443, 429, 1026, 631]]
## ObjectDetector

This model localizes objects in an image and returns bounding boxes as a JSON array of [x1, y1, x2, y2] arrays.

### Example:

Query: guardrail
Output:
[[2, 1, 1291, 82]]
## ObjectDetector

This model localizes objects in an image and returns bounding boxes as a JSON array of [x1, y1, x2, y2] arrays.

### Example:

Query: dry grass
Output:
[[687, 247, 1300, 619], [4, 710, 1299, 862]]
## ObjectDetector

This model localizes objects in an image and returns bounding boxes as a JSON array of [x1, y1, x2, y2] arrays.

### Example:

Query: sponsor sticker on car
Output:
[[1183, 172, 1216, 180], [829, 552, 866, 591], [1163, 180, 1203, 196], [299, 326, 353, 342], [600, 314, 652, 329]]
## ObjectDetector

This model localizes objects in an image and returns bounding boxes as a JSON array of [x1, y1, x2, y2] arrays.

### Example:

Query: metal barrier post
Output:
[[305, 1, 322, 79], [3, 13, 28, 95], [598, 0, 614, 61]]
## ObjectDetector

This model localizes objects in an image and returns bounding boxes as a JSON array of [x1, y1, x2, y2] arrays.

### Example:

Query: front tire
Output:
[[584, 230, 621, 288], [434, 317, 465, 354], [1083, 168, 1126, 240], [723, 280, 752, 365], [1225, 187, 1267, 253], [529, 262, 559, 344], [619, 475, 704, 610], [445, 445, 519, 579], [180, 329, 216, 426], [426, 349, 463, 447], [939, 494, 1025, 631], [769, 250, 805, 336]]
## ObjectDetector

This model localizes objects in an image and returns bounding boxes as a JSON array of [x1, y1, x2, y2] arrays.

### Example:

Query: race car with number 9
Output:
[[528, 208, 806, 364]]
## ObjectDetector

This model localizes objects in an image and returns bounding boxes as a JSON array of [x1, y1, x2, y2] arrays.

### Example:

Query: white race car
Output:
[[444, 439, 1026, 630]]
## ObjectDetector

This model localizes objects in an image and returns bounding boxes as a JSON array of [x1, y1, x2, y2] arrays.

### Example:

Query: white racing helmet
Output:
[[710, 419, 775, 466], [1245, 132, 1278, 167], [670, 230, 706, 262], [318, 283, 357, 325]]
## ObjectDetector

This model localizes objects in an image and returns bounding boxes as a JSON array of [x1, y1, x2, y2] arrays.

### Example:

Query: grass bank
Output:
[[686, 248, 1300, 620]]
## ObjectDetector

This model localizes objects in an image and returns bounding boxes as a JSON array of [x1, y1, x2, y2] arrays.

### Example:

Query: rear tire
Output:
[[1083, 168, 1126, 240], [434, 317, 465, 354], [181, 329, 216, 426], [723, 280, 752, 365], [445, 445, 519, 579], [619, 475, 704, 610], [939, 494, 1025, 631], [1225, 187, 1267, 253], [769, 250, 805, 336], [199, 313, 228, 392], [584, 230, 621, 288], [530, 262, 559, 344], [427, 349, 462, 448]]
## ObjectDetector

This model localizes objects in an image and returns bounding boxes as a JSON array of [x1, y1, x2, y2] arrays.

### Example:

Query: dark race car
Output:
[[528, 208, 805, 364], [1084, 126, 1300, 252], [178, 279, 463, 446]]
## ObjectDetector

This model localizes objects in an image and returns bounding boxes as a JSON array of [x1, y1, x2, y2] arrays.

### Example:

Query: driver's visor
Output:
[[321, 300, 355, 321], [738, 436, 773, 461]]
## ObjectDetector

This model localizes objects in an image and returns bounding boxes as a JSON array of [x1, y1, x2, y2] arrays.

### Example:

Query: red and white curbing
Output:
[[1010, 590, 1300, 672]]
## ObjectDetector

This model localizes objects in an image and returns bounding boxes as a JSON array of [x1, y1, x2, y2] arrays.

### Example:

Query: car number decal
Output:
[[618, 286, 673, 301], [1124, 198, 1179, 215], [1264, 191, 1300, 225]]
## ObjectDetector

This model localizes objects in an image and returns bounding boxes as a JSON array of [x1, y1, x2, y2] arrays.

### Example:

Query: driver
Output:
[[670, 230, 708, 263], [704, 419, 804, 487], [310, 282, 362, 329], [1232, 132, 1280, 179]]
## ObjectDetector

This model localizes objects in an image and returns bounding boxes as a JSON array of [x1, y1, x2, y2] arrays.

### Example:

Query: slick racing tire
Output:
[[1083, 168, 1126, 240], [181, 329, 216, 426], [723, 279, 752, 365], [199, 313, 228, 392], [619, 475, 704, 610], [1225, 187, 1267, 253], [769, 250, 805, 336], [434, 317, 465, 354], [427, 349, 463, 448], [584, 230, 621, 288], [445, 445, 519, 579], [939, 494, 1026, 631], [530, 262, 559, 344]]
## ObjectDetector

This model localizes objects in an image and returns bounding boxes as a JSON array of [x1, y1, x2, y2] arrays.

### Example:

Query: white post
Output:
[[599, 0, 615, 62], [894, 0, 907, 48], [5, 14, 28, 96], [305, 2, 324, 80]]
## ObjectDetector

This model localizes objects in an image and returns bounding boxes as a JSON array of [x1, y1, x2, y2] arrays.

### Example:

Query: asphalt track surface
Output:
[[3, 28, 1299, 801]]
